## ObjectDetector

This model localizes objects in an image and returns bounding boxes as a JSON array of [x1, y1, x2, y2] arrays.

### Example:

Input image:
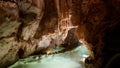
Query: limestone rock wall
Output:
[[0, 0, 120, 68], [70, 0, 120, 68], [0, 1, 44, 67]]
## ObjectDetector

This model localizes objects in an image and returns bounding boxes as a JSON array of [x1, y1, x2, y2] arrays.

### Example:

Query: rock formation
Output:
[[0, 0, 120, 68]]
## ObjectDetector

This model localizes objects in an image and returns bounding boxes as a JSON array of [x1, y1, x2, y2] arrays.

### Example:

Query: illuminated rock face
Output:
[[0, 0, 120, 68], [70, 0, 120, 68], [0, 1, 44, 67]]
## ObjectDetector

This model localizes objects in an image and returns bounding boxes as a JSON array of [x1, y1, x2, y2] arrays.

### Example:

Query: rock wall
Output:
[[70, 0, 120, 68], [0, 1, 44, 67], [0, 0, 120, 68]]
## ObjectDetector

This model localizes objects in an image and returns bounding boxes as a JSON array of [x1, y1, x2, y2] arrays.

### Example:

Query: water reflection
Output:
[[9, 45, 90, 68]]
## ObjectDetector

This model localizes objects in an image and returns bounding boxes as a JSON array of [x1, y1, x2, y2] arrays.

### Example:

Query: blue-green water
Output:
[[9, 45, 90, 68]]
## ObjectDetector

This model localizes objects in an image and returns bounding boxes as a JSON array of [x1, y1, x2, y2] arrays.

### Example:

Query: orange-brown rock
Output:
[[0, 0, 120, 68]]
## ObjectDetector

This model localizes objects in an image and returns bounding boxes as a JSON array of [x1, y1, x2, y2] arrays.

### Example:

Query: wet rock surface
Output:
[[0, 0, 120, 68]]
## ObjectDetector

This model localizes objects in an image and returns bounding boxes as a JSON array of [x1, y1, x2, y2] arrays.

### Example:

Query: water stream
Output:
[[9, 44, 90, 68]]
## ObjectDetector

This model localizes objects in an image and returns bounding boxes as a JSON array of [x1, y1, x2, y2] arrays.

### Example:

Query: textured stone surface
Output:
[[70, 0, 120, 68], [0, 0, 120, 68], [0, 21, 21, 38], [0, 1, 44, 67], [0, 37, 19, 67]]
